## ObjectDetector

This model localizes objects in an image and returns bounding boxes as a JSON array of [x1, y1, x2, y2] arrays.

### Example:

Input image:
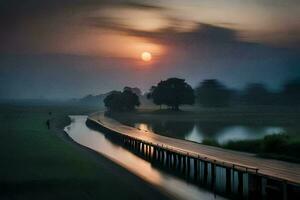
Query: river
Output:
[[118, 119, 285, 144], [64, 115, 227, 200]]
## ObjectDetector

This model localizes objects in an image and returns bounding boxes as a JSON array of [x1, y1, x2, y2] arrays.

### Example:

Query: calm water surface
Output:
[[65, 116, 227, 200], [123, 120, 285, 144]]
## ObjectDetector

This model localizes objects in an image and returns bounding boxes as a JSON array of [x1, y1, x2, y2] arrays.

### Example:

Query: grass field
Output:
[[111, 106, 300, 125], [0, 104, 168, 200], [202, 134, 300, 163]]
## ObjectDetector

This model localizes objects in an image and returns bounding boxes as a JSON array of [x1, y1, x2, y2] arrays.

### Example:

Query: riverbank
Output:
[[0, 104, 170, 200], [108, 106, 300, 125], [107, 107, 300, 163]]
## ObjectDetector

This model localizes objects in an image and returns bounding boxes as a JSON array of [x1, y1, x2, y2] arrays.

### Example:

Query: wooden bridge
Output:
[[88, 112, 300, 200]]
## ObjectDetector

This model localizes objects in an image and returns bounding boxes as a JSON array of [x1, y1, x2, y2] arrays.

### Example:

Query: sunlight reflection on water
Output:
[[132, 122, 284, 144], [65, 115, 227, 200]]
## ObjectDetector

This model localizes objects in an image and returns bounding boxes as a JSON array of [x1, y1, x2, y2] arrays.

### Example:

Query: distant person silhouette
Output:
[[46, 119, 50, 130]]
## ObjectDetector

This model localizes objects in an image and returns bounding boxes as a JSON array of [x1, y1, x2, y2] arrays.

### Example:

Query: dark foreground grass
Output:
[[0, 104, 169, 200]]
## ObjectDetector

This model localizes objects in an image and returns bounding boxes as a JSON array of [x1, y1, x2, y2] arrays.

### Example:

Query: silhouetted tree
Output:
[[122, 89, 140, 111], [242, 83, 272, 105], [282, 79, 300, 105], [104, 89, 140, 111], [195, 79, 232, 107], [147, 78, 195, 110], [123, 86, 142, 96]]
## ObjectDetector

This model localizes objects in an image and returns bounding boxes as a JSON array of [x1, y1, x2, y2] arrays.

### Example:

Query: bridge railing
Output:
[[89, 113, 259, 174]]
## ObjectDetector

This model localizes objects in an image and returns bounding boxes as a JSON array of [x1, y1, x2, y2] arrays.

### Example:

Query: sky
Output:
[[0, 0, 299, 99]]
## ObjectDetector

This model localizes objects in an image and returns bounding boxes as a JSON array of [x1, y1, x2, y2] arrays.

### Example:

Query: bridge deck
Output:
[[89, 113, 300, 185]]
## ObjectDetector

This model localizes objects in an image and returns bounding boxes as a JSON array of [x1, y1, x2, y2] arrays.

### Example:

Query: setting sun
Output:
[[141, 52, 152, 62]]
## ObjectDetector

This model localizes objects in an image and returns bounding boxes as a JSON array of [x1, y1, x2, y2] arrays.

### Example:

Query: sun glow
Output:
[[141, 52, 152, 62]]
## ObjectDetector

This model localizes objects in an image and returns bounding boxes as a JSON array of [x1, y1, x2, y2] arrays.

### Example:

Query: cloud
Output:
[[121, 2, 167, 10], [0, 0, 299, 55], [87, 15, 240, 56]]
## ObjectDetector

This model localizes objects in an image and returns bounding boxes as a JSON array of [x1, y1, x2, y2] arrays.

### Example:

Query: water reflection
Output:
[[121, 120, 285, 144], [151, 121, 195, 138], [65, 116, 227, 200]]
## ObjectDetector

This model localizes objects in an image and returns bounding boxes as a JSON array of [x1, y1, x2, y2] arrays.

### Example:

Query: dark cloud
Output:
[[0, 0, 160, 27], [122, 2, 167, 10], [88, 15, 236, 42]]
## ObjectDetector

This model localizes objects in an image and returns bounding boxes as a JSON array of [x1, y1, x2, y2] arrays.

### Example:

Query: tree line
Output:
[[104, 78, 300, 111]]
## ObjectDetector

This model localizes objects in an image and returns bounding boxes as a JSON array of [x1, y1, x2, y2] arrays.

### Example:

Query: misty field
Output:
[[0, 104, 168, 200]]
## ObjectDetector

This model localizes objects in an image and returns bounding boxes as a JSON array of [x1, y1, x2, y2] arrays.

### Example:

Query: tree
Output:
[[242, 83, 271, 105], [123, 86, 142, 96], [282, 79, 300, 105], [104, 89, 140, 111], [122, 89, 140, 111], [147, 78, 195, 110], [195, 79, 232, 107]]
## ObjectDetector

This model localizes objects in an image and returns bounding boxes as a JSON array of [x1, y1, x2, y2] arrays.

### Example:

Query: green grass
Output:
[[111, 106, 300, 126], [221, 134, 300, 163], [0, 104, 166, 200], [199, 134, 300, 163]]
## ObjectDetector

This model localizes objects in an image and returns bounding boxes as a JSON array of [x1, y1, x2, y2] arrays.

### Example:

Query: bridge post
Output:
[[141, 143, 144, 155], [174, 153, 177, 170], [282, 181, 287, 200], [132, 139, 135, 150], [134, 140, 137, 151], [128, 138, 131, 148], [226, 167, 232, 195], [182, 155, 186, 174], [127, 138, 130, 147], [147, 144, 150, 160], [194, 158, 198, 181], [169, 152, 173, 169], [148, 145, 151, 159], [152, 146, 156, 160], [172, 153, 175, 169], [211, 163, 216, 190], [137, 141, 140, 152], [238, 171, 244, 199], [178, 155, 182, 172], [187, 156, 190, 178], [139, 141, 142, 153], [127, 138, 130, 148], [166, 151, 170, 167], [133, 140, 135, 150], [170, 153, 173, 169], [159, 148, 162, 163], [146, 144, 149, 158], [261, 177, 267, 200], [203, 161, 208, 186], [162, 149, 165, 164], [151, 145, 153, 159], [158, 148, 161, 162], [144, 144, 147, 157]]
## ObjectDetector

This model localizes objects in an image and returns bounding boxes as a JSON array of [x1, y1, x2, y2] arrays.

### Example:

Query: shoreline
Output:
[[51, 115, 173, 200], [107, 108, 300, 126]]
